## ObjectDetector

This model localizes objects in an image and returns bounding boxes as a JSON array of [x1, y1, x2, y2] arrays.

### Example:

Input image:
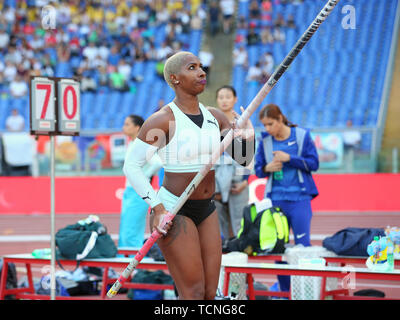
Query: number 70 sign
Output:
[[30, 76, 80, 136]]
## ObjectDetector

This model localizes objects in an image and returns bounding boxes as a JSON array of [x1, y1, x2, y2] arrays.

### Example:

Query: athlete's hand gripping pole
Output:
[[107, 0, 340, 298]]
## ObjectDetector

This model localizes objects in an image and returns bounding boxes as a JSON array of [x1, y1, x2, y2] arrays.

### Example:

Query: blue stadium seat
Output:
[[55, 62, 73, 78]]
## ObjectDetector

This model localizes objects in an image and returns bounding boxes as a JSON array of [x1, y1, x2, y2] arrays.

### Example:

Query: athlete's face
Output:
[[216, 88, 237, 112], [123, 117, 140, 139], [175, 55, 206, 95], [260, 116, 283, 137]]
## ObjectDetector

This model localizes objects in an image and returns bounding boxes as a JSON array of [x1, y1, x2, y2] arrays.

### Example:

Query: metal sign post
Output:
[[49, 135, 56, 300], [29, 76, 80, 300]]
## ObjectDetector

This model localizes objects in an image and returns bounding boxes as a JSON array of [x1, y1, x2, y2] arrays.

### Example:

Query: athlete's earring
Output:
[[175, 81, 179, 84]]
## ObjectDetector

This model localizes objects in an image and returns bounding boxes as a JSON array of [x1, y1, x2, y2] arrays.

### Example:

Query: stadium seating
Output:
[[0, 0, 397, 157], [232, 0, 399, 141], [0, 1, 204, 133]]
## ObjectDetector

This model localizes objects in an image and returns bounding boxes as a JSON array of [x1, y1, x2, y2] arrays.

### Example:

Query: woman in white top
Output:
[[123, 51, 254, 299]]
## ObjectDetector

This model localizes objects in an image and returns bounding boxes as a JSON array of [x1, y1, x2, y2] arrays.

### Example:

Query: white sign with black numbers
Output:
[[58, 79, 80, 134], [31, 77, 56, 133]]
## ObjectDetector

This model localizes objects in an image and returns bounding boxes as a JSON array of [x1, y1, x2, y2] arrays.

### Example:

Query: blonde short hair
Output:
[[163, 51, 195, 88]]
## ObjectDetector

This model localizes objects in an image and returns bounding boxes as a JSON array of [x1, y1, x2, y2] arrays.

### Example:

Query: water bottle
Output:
[[32, 248, 52, 259], [367, 236, 381, 257], [274, 170, 283, 180], [386, 226, 400, 259], [387, 239, 395, 271]]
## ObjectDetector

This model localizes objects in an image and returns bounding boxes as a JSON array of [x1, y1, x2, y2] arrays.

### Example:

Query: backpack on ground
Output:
[[222, 200, 289, 255]]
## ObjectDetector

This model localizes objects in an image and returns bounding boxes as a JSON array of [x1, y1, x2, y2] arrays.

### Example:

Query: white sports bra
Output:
[[157, 101, 221, 173]]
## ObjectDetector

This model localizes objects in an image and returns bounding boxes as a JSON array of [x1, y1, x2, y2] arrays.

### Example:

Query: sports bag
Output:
[[55, 215, 117, 262], [223, 202, 289, 255], [322, 227, 385, 257]]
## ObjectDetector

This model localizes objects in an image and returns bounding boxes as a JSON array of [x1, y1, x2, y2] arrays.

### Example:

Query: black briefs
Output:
[[177, 198, 216, 226]]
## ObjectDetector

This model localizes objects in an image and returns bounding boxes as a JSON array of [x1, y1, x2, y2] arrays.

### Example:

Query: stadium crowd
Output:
[[0, 0, 208, 96]]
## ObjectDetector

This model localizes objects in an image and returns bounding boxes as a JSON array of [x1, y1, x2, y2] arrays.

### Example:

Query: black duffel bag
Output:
[[322, 227, 385, 257], [55, 216, 117, 265]]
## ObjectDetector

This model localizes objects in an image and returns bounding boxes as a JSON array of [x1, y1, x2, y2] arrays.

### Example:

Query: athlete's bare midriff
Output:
[[163, 170, 215, 199]]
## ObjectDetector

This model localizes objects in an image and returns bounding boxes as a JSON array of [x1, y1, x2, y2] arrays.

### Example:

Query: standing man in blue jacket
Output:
[[255, 103, 319, 292]]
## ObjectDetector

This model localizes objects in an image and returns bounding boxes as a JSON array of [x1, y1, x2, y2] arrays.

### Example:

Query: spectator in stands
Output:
[[97, 65, 109, 88], [117, 59, 132, 83], [214, 85, 250, 240], [208, 0, 220, 36], [156, 5, 170, 26], [262, 0, 273, 12], [109, 65, 128, 92], [3, 61, 17, 84], [4, 45, 22, 65], [180, 8, 192, 34], [118, 114, 162, 249], [0, 27, 10, 52], [287, 14, 297, 29], [131, 41, 147, 62], [198, 46, 214, 81], [274, 13, 286, 29], [190, 10, 203, 30], [261, 52, 275, 80], [261, 26, 274, 45], [83, 40, 99, 64], [273, 26, 286, 43], [40, 54, 55, 77], [343, 120, 361, 153], [255, 103, 319, 294], [233, 45, 248, 68], [108, 44, 122, 66], [146, 41, 158, 61], [30, 34, 45, 51], [97, 42, 110, 61], [92, 53, 107, 70], [246, 62, 263, 83], [6, 108, 25, 132], [249, 0, 261, 20], [1, 130, 35, 177], [220, 0, 235, 34], [247, 26, 261, 46], [156, 41, 173, 61], [9, 75, 28, 98], [56, 28, 70, 45], [261, 0, 273, 23], [137, 3, 150, 29]]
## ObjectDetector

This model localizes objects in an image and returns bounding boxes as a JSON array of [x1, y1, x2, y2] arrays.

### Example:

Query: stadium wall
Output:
[[0, 174, 399, 215]]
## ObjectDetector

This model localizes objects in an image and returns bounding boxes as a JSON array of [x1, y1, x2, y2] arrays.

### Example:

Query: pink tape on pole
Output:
[[134, 212, 175, 263], [118, 275, 127, 285]]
